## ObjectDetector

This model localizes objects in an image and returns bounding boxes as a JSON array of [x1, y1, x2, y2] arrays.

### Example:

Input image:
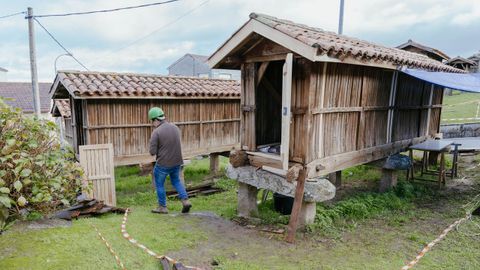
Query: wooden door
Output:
[[79, 144, 117, 206]]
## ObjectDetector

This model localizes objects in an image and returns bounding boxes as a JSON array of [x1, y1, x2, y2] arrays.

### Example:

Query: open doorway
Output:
[[255, 60, 283, 155]]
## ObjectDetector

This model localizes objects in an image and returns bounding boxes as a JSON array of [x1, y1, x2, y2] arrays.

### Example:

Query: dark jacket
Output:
[[149, 121, 183, 167]]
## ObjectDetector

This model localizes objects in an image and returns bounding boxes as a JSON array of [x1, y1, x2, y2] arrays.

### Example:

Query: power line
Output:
[[91, 0, 210, 67], [32, 0, 181, 18], [0, 11, 25, 19], [33, 18, 89, 71]]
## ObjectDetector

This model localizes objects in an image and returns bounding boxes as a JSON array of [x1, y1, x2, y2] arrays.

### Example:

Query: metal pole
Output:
[[27, 7, 41, 117], [338, 0, 345, 35]]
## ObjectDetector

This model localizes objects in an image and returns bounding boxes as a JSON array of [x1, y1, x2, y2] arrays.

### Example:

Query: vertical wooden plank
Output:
[[318, 63, 327, 158], [281, 53, 293, 170], [425, 84, 434, 136], [386, 71, 398, 143], [356, 70, 366, 150]]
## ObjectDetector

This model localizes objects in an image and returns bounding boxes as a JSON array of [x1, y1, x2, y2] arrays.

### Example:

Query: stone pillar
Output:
[[237, 182, 258, 217], [328, 171, 342, 188], [210, 153, 220, 175], [379, 168, 398, 192], [298, 201, 316, 226]]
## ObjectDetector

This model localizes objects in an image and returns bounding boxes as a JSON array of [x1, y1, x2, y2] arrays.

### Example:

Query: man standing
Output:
[[148, 107, 191, 214]]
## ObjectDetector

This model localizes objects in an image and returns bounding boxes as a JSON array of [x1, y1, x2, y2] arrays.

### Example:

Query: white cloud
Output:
[[1, 0, 480, 81]]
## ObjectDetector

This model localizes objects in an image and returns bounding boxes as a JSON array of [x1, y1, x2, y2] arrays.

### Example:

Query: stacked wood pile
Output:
[[54, 197, 126, 220]]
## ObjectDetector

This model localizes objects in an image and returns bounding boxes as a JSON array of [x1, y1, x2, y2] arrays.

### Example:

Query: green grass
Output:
[[1, 158, 480, 270], [441, 91, 480, 124]]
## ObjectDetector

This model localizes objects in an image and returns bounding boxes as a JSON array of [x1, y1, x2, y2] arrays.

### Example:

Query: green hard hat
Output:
[[148, 107, 165, 121]]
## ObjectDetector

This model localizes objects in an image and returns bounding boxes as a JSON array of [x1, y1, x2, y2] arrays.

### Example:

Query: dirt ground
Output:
[[163, 156, 480, 270]]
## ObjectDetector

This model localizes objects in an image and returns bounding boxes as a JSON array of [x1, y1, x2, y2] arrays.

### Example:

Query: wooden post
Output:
[[386, 71, 398, 143], [209, 153, 220, 175], [281, 53, 293, 170], [439, 152, 445, 188], [286, 168, 306, 243]]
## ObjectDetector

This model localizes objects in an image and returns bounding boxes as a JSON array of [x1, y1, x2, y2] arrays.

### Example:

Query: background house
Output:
[[445, 56, 478, 72], [168, 53, 241, 80], [396, 39, 450, 62], [0, 82, 52, 119]]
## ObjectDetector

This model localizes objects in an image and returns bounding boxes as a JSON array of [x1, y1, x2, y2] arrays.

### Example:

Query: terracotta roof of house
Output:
[[253, 13, 461, 72], [210, 13, 462, 73], [0, 82, 51, 113], [396, 39, 450, 61], [52, 99, 71, 118], [51, 70, 241, 99], [445, 56, 477, 66]]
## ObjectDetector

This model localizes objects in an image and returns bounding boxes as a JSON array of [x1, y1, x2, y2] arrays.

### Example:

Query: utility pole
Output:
[[338, 0, 345, 35], [27, 7, 41, 117]]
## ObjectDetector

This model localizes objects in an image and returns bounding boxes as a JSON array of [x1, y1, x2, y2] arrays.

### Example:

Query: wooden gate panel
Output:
[[79, 144, 116, 206]]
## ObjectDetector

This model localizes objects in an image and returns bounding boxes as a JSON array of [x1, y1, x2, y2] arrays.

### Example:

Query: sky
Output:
[[0, 0, 479, 82]]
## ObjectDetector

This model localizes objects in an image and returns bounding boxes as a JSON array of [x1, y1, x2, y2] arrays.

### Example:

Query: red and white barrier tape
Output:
[[121, 208, 203, 270], [91, 223, 127, 270], [401, 213, 471, 270]]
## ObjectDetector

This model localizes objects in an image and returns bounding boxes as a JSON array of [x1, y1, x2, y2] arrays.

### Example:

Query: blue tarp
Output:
[[400, 68, 480, 93]]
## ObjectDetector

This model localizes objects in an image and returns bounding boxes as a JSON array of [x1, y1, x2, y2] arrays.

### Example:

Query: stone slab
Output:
[[226, 164, 335, 202]]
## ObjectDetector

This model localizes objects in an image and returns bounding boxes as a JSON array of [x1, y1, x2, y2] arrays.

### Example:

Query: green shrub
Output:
[[0, 98, 84, 228]]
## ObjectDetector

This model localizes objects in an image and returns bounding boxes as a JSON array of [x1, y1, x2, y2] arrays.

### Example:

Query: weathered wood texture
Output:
[[241, 56, 444, 175], [77, 98, 240, 165], [79, 144, 116, 206]]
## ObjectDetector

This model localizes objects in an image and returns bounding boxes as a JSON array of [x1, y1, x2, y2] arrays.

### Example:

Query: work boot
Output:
[[181, 199, 192, 213], [151, 206, 168, 214]]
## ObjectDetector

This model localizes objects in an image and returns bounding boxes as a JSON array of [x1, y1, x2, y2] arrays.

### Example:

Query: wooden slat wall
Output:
[[84, 98, 240, 163], [79, 144, 116, 206], [241, 63, 256, 150], [289, 58, 311, 162], [306, 62, 435, 163], [392, 73, 428, 141], [361, 68, 392, 148], [429, 85, 444, 136]]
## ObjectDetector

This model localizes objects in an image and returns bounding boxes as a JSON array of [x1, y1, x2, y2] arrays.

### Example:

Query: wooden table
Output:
[[408, 140, 453, 187]]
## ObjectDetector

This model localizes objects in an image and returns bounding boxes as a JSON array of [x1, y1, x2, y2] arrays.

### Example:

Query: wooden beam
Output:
[[305, 136, 427, 178], [256, 62, 270, 86], [246, 151, 282, 161], [281, 53, 293, 170], [286, 168, 306, 243], [262, 165, 287, 177], [83, 118, 241, 130], [245, 54, 288, 63]]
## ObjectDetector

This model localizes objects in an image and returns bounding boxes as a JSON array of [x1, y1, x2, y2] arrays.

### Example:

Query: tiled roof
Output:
[[52, 99, 71, 118], [53, 70, 241, 98], [396, 39, 450, 61], [446, 57, 477, 66], [249, 13, 461, 73], [0, 82, 51, 113]]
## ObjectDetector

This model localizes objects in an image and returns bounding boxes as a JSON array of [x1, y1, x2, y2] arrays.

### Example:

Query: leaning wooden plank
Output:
[[281, 53, 293, 170], [286, 168, 306, 243]]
